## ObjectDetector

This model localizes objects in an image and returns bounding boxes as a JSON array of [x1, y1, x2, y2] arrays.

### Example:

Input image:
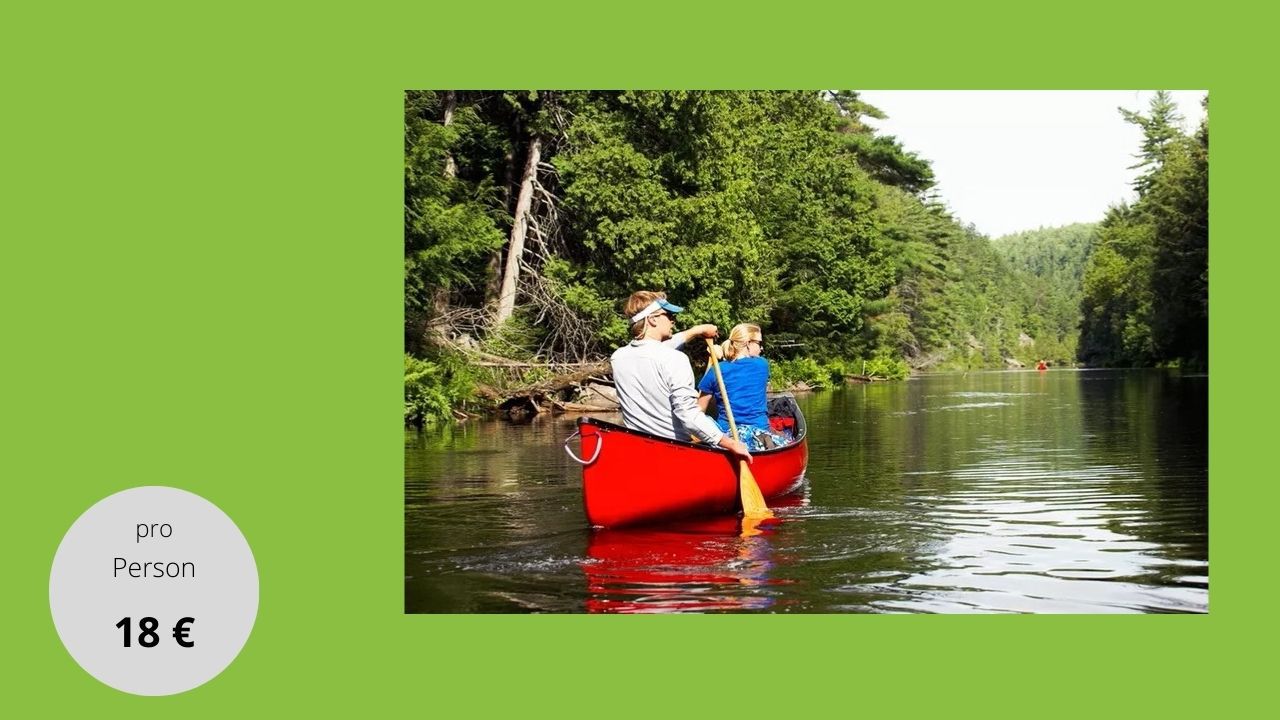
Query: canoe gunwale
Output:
[[574, 392, 808, 459]]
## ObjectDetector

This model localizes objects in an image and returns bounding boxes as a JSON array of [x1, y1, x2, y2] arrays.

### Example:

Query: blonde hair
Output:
[[624, 290, 667, 339], [719, 323, 761, 361]]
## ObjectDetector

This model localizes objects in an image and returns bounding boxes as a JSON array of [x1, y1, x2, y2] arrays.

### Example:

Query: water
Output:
[[405, 369, 1208, 613]]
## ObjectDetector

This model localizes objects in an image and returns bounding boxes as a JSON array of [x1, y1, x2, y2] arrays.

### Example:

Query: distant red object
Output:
[[568, 395, 808, 528], [1036, 361, 1048, 371]]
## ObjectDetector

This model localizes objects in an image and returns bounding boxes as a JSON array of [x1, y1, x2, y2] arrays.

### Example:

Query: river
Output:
[[405, 368, 1207, 613]]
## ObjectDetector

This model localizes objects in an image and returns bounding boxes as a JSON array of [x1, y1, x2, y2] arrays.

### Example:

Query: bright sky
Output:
[[856, 90, 1208, 238]]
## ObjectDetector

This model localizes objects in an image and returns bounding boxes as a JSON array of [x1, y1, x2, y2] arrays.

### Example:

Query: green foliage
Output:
[[404, 353, 478, 427], [479, 313, 544, 362], [1145, 113, 1208, 367], [863, 355, 910, 380], [558, 90, 885, 344], [1120, 90, 1184, 195], [543, 258, 630, 347], [404, 92, 507, 305], [991, 222, 1097, 364], [403, 90, 1209, 418], [404, 91, 510, 356], [766, 353, 907, 388], [817, 357, 859, 384], [1079, 93, 1207, 369], [769, 357, 829, 390], [828, 90, 935, 193]]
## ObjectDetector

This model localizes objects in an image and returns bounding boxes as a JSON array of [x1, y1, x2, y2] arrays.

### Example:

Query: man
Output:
[[610, 291, 752, 463]]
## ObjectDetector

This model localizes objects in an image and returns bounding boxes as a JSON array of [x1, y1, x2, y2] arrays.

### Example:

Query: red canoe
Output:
[[566, 394, 809, 528]]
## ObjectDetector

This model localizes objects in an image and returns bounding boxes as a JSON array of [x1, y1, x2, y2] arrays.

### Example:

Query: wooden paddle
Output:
[[705, 338, 774, 520]]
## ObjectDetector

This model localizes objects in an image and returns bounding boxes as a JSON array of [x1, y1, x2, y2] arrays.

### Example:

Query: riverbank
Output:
[[405, 349, 914, 427]]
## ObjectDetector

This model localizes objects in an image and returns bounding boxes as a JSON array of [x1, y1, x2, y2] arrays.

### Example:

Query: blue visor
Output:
[[630, 298, 684, 322]]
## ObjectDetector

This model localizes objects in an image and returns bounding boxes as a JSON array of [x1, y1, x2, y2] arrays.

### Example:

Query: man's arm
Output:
[[715, 434, 753, 463], [664, 323, 718, 349], [666, 356, 752, 463]]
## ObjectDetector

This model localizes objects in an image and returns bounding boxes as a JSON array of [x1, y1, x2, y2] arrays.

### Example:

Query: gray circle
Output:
[[49, 486, 258, 695]]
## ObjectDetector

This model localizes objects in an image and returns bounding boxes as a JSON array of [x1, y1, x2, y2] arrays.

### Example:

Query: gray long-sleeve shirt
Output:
[[610, 337, 724, 445]]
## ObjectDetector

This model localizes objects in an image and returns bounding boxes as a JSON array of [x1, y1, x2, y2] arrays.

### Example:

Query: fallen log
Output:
[[518, 360, 613, 395], [845, 374, 885, 383], [490, 360, 614, 421], [550, 399, 618, 413], [499, 395, 547, 423]]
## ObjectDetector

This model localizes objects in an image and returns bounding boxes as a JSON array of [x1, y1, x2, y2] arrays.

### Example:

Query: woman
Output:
[[697, 323, 788, 451]]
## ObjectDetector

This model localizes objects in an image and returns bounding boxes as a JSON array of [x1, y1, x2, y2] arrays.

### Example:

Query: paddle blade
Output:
[[739, 514, 782, 537], [738, 462, 774, 519]]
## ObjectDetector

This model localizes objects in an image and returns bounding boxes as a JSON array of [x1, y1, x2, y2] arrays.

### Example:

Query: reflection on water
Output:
[[406, 369, 1207, 613], [582, 494, 807, 613], [866, 444, 1204, 613], [584, 521, 777, 613]]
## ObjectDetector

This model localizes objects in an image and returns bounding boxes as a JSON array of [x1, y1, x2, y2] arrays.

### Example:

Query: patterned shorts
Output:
[[733, 423, 791, 452]]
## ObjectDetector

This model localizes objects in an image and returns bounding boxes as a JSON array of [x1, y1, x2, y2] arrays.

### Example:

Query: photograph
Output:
[[404, 89, 1208, 613]]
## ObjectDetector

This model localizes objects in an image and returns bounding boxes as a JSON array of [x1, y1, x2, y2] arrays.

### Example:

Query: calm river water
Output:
[[405, 369, 1207, 613]]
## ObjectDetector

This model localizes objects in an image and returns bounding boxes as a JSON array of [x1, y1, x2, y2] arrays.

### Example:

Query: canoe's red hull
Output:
[[575, 401, 808, 528]]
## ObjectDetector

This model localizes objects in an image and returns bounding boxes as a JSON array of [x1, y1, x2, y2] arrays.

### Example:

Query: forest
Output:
[[405, 90, 1208, 425]]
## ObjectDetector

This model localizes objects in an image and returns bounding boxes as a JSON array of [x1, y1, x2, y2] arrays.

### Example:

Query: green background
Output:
[[2, 1, 1267, 715]]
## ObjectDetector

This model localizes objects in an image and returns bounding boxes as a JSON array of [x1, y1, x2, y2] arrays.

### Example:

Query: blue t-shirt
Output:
[[697, 356, 771, 432]]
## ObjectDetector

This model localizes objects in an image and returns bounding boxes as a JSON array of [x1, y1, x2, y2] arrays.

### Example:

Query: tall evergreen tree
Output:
[[1120, 90, 1183, 195], [1079, 92, 1207, 369], [404, 91, 507, 354]]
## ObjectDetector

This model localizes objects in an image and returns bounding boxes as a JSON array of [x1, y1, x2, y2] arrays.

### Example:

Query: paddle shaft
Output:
[[705, 339, 772, 518], [705, 339, 741, 440]]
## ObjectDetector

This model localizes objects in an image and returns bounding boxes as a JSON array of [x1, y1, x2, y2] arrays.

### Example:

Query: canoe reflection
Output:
[[583, 495, 804, 613]]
